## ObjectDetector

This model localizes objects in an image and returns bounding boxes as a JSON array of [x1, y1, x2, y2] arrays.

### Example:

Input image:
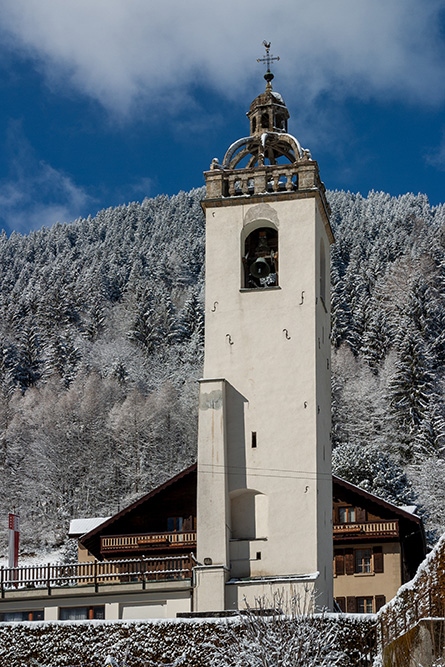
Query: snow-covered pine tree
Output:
[[332, 442, 417, 507], [387, 330, 436, 461], [0, 187, 442, 551]]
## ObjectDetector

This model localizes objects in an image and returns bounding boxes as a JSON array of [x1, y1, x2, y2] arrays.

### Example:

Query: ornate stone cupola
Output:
[[204, 44, 331, 217], [247, 87, 289, 136]]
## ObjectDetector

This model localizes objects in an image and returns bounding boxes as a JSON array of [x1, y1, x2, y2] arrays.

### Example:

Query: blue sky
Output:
[[0, 0, 444, 236]]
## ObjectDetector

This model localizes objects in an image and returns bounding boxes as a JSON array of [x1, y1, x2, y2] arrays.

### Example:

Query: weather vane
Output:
[[257, 41, 280, 86]]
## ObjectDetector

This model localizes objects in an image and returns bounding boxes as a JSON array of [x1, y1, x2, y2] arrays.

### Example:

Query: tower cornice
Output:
[[202, 188, 334, 245], [202, 160, 334, 243]]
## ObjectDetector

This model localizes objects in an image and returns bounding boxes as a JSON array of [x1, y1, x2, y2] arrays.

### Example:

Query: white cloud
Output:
[[0, 123, 94, 234], [0, 0, 444, 118], [130, 177, 155, 197], [425, 130, 445, 171]]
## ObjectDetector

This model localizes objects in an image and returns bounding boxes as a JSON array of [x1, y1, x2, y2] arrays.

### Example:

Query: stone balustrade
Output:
[[204, 161, 327, 202]]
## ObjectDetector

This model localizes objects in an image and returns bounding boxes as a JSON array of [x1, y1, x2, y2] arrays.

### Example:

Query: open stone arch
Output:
[[223, 132, 304, 169], [229, 489, 268, 540]]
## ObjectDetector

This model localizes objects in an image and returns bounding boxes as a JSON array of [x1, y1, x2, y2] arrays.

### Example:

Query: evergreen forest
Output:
[[0, 187, 444, 554]]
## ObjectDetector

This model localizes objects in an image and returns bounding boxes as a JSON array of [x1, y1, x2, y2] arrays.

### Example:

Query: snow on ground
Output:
[[0, 547, 66, 569]]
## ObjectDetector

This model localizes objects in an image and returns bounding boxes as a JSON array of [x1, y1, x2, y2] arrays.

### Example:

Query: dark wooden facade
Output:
[[78, 466, 426, 613], [81, 464, 197, 560]]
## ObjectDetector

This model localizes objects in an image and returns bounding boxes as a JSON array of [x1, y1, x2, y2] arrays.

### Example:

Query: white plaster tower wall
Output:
[[195, 66, 334, 611]]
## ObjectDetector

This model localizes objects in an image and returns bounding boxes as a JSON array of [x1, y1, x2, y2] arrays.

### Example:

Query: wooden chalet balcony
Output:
[[333, 520, 399, 540], [101, 531, 197, 554], [0, 554, 194, 596]]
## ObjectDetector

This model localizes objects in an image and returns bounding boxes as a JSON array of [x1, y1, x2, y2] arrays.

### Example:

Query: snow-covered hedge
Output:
[[378, 533, 445, 646], [0, 614, 376, 666], [377, 533, 445, 666]]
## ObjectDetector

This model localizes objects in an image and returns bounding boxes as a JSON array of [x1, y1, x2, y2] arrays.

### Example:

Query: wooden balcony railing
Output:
[[101, 531, 197, 553], [0, 554, 194, 597], [333, 520, 399, 540]]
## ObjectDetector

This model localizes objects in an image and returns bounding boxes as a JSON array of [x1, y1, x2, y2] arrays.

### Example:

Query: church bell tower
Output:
[[194, 45, 334, 612]]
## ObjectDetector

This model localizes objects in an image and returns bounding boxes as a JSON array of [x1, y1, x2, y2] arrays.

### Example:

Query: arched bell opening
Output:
[[242, 225, 278, 289]]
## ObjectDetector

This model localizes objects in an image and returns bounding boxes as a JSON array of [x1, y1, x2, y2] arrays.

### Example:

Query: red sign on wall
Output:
[[8, 513, 19, 569]]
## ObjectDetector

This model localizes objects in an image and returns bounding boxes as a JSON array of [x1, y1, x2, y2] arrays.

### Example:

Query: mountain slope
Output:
[[0, 187, 443, 551]]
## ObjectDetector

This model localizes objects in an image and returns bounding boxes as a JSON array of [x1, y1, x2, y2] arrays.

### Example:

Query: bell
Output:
[[250, 257, 271, 279]]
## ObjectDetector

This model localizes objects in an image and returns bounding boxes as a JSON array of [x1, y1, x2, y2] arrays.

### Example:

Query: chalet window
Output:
[[356, 507, 367, 522], [59, 606, 105, 621], [334, 549, 345, 576], [345, 548, 355, 575], [335, 597, 346, 613], [338, 507, 356, 523], [355, 549, 372, 574], [182, 515, 196, 531], [167, 517, 183, 532], [335, 547, 384, 576], [0, 610, 44, 622], [344, 596, 385, 614], [373, 546, 384, 573], [357, 597, 373, 614], [375, 595, 386, 611], [346, 596, 357, 613]]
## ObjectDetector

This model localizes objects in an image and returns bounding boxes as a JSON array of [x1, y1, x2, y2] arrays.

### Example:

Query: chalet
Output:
[[332, 476, 425, 614]]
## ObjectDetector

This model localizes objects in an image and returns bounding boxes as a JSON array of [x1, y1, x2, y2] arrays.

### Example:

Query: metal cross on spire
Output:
[[257, 41, 280, 88]]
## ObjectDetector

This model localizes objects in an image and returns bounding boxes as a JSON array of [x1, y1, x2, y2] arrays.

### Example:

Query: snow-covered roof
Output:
[[333, 475, 422, 523], [271, 91, 285, 104], [68, 517, 110, 538], [227, 571, 319, 585], [398, 505, 418, 515]]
